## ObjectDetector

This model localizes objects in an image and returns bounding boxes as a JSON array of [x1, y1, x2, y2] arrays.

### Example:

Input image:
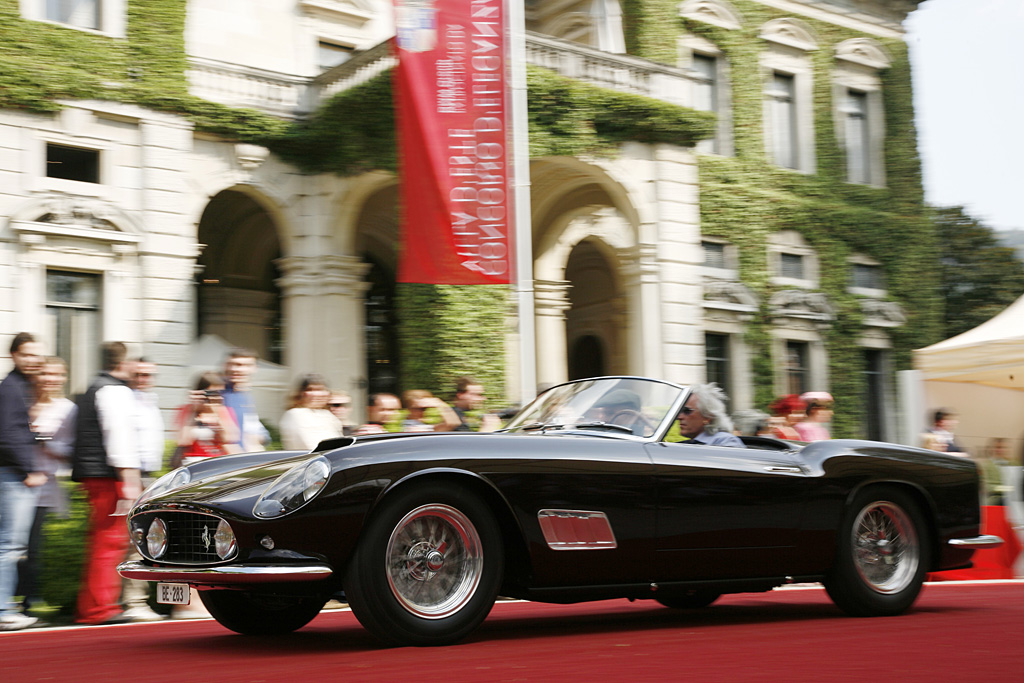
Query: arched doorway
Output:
[[569, 334, 605, 379], [530, 157, 640, 386], [565, 237, 623, 376], [196, 189, 283, 362]]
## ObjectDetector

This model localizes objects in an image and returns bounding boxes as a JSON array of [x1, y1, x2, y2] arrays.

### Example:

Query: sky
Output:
[[905, 0, 1024, 232]]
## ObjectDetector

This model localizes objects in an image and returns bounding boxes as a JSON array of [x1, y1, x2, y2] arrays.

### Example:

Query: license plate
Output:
[[157, 583, 190, 605]]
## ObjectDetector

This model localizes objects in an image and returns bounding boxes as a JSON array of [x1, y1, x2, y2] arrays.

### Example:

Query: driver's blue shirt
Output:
[[689, 430, 745, 448]]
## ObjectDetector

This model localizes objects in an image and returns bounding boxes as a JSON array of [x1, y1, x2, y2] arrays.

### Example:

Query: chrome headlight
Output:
[[146, 517, 169, 559], [214, 519, 237, 560], [253, 456, 331, 518], [135, 467, 192, 506]]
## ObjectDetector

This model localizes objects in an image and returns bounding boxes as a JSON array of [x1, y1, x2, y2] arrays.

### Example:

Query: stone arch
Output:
[[333, 170, 397, 255], [530, 157, 641, 385], [196, 186, 285, 363], [542, 12, 596, 46]]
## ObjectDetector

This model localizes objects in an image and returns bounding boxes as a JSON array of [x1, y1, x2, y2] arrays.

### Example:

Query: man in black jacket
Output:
[[0, 332, 45, 631], [71, 341, 141, 625]]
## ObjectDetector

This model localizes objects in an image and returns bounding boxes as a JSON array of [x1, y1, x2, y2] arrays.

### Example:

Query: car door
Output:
[[484, 435, 657, 587], [645, 440, 809, 580]]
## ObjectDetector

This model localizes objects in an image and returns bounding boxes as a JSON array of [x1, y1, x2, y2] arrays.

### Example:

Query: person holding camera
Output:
[[174, 372, 241, 466]]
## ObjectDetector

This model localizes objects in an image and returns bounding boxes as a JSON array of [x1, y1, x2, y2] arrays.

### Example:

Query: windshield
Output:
[[503, 377, 686, 438]]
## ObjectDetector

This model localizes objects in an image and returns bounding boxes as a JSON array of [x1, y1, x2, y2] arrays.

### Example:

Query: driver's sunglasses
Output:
[[679, 406, 696, 416]]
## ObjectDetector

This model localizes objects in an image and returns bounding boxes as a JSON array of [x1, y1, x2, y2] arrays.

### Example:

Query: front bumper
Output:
[[947, 534, 1003, 549], [117, 560, 333, 585]]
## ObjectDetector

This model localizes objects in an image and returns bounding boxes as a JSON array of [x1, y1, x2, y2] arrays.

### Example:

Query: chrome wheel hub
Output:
[[386, 503, 483, 619]]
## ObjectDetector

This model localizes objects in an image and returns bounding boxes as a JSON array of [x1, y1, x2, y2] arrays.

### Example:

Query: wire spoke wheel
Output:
[[386, 504, 484, 618], [824, 486, 929, 617], [851, 501, 919, 593]]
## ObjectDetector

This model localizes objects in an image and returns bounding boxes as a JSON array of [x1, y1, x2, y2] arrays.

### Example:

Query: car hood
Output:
[[141, 450, 314, 510]]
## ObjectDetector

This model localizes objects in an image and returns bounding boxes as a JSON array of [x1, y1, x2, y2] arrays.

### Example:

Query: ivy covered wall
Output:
[[665, 1, 940, 437]]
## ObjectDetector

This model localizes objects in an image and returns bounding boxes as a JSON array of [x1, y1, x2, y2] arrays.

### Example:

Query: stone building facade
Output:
[[0, 0, 930, 438]]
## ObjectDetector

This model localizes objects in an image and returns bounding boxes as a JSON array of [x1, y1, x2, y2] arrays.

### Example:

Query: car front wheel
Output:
[[824, 486, 929, 617], [199, 590, 327, 635], [345, 483, 503, 646]]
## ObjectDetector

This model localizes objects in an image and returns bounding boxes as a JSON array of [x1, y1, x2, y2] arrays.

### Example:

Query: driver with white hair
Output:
[[677, 383, 745, 448]]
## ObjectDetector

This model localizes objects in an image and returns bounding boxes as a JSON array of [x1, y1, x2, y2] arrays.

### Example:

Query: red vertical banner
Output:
[[394, 0, 513, 285]]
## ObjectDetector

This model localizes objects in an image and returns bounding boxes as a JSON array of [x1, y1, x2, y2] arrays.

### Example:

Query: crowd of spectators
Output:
[[0, 333, 507, 630]]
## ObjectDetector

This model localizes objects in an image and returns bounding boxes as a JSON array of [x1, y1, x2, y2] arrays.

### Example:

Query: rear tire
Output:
[[824, 486, 929, 617], [199, 590, 326, 635], [345, 483, 503, 646]]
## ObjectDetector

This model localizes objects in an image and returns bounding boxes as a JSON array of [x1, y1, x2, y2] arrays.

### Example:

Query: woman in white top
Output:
[[20, 357, 76, 609], [279, 374, 344, 451]]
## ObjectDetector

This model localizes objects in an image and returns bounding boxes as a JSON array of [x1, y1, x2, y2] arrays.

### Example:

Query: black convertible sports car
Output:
[[118, 376, 1002, 645]]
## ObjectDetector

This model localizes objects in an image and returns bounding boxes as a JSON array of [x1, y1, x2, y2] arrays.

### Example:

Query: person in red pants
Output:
[[71, 342, 141, 625]]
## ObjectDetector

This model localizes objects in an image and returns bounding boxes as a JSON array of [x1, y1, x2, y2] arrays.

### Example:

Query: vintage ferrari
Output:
[[118, 376, 1001, 646]]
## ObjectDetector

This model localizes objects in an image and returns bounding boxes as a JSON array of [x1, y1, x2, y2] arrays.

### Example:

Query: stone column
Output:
[[276, 254, 370, 402], [319, 254, 371, 400], [198, 287, 277, 357], [534, 279, 572, 387], [621, 243, 663, 377]]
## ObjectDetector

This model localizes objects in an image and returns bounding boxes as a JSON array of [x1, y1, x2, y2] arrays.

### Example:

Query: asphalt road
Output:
[[1, 581, 1019, 682]]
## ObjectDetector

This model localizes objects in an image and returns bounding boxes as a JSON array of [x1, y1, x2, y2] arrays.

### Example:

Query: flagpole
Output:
[[508, 0, 536, 405]]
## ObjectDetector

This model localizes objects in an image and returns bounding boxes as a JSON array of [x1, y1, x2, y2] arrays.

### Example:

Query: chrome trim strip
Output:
[[537, 509, 617, 550], [116, 561, 332, 584], [947, 534, 1003, 549]]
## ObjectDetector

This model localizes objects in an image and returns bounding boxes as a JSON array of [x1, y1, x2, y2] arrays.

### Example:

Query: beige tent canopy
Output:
[[914, 294, 1024, 391]]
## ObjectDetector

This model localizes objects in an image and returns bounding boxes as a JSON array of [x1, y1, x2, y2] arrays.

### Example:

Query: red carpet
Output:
[[2, 582, 1020, 682]]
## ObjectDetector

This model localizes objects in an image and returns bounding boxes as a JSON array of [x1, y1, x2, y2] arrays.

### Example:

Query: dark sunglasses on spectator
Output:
[[679, 406, 696, 415], [329, 402, 350, 408]]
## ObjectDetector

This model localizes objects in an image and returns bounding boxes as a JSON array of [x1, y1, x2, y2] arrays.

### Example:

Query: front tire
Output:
[[345, 483, 504, 646], [199, 590, 327, 635], [824, 486, 929, 617]]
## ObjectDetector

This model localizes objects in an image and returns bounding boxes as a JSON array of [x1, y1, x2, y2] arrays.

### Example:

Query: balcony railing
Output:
[[187, 32, 692, 117], [186, 57, 309, 118]]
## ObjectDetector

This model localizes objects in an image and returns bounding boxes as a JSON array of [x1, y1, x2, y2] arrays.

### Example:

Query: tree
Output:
[[935, 206, 1024, 338]]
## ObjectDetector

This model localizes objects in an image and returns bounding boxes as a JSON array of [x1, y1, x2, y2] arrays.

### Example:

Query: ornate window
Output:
[[760, 18, 818, 173], [768, 230, 819, 289], [834, 38, 891, 186], [847, 253, 886, 296], [680, 34, 734, 155]]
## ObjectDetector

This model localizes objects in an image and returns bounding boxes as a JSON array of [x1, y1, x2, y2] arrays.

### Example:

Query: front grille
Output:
[[131, 510, 232, 564]]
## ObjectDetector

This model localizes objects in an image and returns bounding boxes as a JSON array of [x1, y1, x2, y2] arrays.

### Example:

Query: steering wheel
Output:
[[608, 409, 655, 435]]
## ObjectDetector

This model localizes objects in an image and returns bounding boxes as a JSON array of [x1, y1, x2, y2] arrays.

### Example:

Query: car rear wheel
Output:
[[824, 486, 929, 617], [345, 483, 503, 646], [198, 590, 327, 635], [656, 590, 721, 609]]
